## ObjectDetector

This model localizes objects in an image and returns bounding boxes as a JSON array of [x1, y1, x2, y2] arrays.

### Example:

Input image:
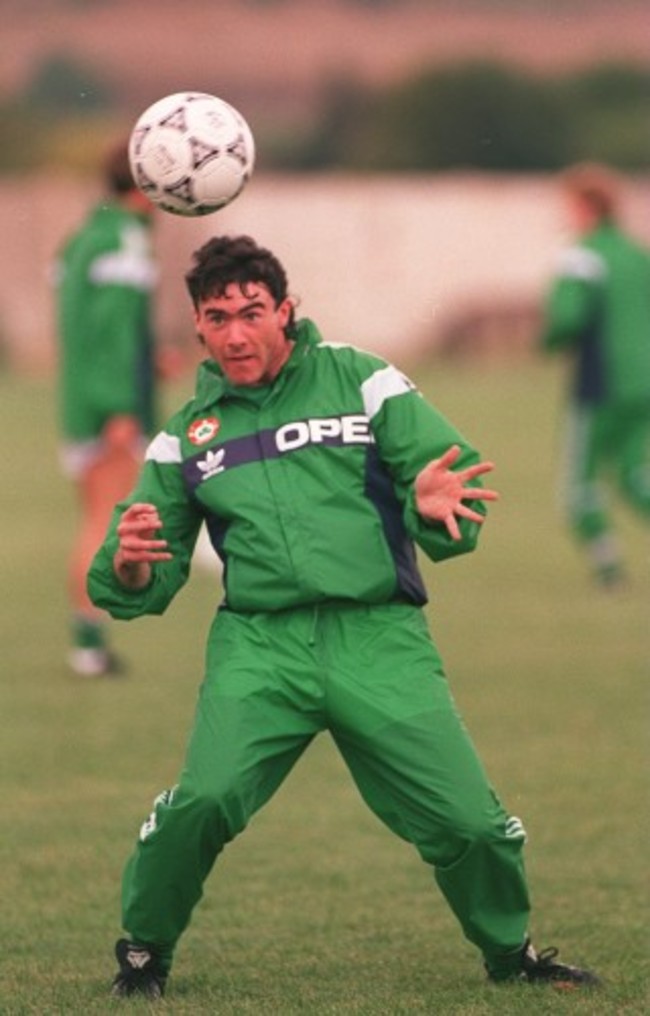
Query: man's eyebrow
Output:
[[204, 299, 266, 318]]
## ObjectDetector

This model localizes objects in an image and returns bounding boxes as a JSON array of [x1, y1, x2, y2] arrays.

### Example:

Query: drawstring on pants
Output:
[[308, 605, 319, 647]]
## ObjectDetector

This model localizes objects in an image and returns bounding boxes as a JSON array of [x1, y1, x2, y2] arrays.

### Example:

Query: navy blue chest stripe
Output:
[[364, 445, 427, 606], [183, 414, 373, 490]]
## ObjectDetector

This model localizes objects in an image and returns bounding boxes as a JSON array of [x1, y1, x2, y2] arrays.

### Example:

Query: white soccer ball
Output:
[[128, 92, 255, 216]]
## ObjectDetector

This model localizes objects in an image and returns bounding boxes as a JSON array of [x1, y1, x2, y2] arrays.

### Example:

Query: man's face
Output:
[[565, 192, 598, 236], [194, 283, 293, 386]]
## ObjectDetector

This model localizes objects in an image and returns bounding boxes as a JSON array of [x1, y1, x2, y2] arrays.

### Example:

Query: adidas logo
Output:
[[197, 448, 226, 479], [505, 816, 527, 842]]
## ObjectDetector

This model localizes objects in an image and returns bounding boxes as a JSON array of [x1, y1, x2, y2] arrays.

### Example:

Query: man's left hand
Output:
[[415, 444, 499, 540]]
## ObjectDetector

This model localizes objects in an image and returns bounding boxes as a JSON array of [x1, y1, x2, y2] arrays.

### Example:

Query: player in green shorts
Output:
[[54, 142, 159, 675], [539, 162, 650, 587], [89, 235, 599, 998]]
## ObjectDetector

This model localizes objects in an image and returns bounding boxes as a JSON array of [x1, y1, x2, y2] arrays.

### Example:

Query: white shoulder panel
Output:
[[361, 365, 415, 419], [145, 431, 182, 464], [555, 246, 606, 282], [89, 225, 158, 290]]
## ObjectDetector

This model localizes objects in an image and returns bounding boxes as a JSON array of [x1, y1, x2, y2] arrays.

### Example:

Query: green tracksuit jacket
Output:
[[539, 221, 650, 407], [55, 200, 158, 441], [89, 318, 486, 614]]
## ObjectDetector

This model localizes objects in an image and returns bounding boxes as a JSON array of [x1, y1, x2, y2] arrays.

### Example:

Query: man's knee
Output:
[[416, 803, 523, 869], [139, 782, 249, 846]]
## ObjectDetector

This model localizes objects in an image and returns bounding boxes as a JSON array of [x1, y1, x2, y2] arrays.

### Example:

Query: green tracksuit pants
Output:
[[121, 602, 530, 976], [561, 401, 650, 575]]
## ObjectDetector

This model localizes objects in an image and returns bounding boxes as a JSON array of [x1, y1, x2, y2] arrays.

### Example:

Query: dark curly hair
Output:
[[185, 236, 292, 320], [104, 140, 136, 195]]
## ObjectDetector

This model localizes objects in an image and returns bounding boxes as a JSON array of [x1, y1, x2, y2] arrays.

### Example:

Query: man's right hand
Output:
[[113, 502, 172, 589]]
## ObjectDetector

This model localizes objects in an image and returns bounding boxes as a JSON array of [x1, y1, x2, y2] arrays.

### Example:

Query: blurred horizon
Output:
[[1, 0, 648, 371], [2, 0, 649, 174]]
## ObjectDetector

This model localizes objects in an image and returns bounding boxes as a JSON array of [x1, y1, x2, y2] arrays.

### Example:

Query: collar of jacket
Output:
[[193, 317, 323, 409], [583, 220, 617, 243], [91, 199, 146, 224]]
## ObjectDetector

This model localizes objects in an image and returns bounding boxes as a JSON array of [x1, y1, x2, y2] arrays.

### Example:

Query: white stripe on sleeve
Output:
[[361, 365, 416, 419], [555, 246, 606, 282], [89, 224, 158, 290], [145, 432, 181, 464]]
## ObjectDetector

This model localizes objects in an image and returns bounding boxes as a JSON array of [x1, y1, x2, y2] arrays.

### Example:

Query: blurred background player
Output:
[[539, 162, 650, 588], [54, 140, 160, 675]]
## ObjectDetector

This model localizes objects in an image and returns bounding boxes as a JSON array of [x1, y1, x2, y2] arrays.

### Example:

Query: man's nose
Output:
[[223, 319, 248, 345]]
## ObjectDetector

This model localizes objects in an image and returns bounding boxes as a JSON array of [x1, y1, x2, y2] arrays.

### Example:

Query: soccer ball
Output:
[[128, 92, 255, 216]]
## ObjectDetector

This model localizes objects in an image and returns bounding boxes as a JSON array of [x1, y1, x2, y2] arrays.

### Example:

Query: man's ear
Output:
[[193, 309, 205, 345], [277, 297, 293, 330]]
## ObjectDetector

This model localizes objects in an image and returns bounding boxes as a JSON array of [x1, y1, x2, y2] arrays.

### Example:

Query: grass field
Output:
[[1, 359, 647, 1015]]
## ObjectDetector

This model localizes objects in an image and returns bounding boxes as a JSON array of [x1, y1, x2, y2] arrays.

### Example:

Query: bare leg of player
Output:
[[68, 446, 141, 676]]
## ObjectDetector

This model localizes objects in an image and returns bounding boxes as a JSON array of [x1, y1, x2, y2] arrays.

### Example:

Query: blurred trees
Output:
[[0, 53, 120, 173], [288, 63, 572, 172], [1, 56, 648, 174], [560, 64, 650, 169], [274, 60, 650, 172]]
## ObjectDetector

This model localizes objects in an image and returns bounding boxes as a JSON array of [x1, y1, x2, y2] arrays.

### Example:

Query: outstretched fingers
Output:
[[414, 445, 500, 540], [461, 485, 500, 503], [455, 459, 499, 503], [455, 502, 488, 524], [458, 459, 496, 481], [434, 444, 463, 469]]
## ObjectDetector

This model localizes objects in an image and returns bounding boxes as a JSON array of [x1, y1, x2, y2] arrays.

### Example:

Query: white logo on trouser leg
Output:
[[139, 786, 177, 841], [505, 816, 527, 842]]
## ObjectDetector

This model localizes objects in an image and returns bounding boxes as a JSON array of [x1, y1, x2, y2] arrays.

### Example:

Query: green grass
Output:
[[0, 360, 647, 1014]]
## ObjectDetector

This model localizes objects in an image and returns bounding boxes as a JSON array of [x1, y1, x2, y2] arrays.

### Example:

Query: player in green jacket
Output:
[[55, 141, 159, 675], [89, 235, 599, 998], [539, 162, 650, 586]]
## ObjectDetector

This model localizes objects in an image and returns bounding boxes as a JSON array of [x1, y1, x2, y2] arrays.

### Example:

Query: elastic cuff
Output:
[[484, 939, 528, 981]]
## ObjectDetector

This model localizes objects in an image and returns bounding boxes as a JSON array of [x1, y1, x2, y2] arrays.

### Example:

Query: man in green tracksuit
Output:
[[539, 162, 650, 586], [55, 141, 159, 675], [89, 235, 598, 998]]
